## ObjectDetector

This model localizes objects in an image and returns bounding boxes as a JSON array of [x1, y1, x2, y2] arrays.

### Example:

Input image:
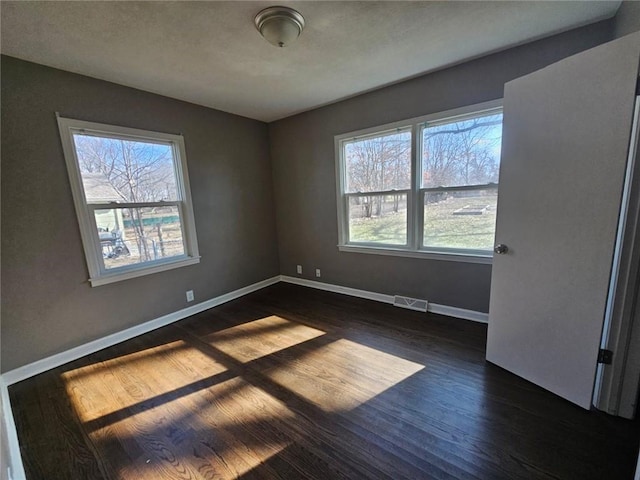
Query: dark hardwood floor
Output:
[[9, 283, 640, 479]]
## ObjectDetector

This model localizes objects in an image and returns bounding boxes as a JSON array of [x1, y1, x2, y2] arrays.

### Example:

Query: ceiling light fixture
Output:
[[254, 6, 305, 48]]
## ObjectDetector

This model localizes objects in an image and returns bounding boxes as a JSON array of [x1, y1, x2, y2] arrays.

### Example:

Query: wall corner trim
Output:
[[1, 378, 27, 480], [1, 275, 281, 386], [279, 275, 489, 323]]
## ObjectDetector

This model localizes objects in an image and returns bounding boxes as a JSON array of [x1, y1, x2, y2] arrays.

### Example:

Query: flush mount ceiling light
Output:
[[254, 6, 305, 48]]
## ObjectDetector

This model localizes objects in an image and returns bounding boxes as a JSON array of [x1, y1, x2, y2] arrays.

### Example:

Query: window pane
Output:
[[423, 189, 497, 251], [348, 193, 407, 245], [344, 129, 411, 193], [73, 134, 179, 203], [421, 112, 502, 188], [95, 205, 185, 270]]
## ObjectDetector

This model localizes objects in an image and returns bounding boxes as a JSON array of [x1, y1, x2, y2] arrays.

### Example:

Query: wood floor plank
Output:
[[11, 372, 108, 480], [9, 283, 640, 479]]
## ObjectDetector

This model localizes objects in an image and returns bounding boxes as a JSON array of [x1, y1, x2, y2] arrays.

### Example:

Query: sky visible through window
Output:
[[422, 113, 503, 188], [73, 135, 178, 203]]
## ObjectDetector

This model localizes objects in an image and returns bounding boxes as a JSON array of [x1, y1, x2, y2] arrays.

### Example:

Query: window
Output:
[[57, 116, 200, 286], [335, 100, 502, 263]]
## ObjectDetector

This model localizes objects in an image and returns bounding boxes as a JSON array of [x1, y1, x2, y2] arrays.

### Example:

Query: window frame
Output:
[[335, 99, 502, 264], [57, 115, 200, 286]]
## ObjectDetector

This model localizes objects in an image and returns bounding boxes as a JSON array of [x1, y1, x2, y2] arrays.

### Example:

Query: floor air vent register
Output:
[[393, 295, 428, 312]]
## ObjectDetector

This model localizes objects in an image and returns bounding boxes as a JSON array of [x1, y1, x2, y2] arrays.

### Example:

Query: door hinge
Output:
[[598, 348, 613, 365]]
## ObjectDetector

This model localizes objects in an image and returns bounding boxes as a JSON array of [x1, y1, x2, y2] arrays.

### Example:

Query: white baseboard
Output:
[[427, 303, 489, 323], [279, 275, 489, 323], [1, 378, 26, 480], [1, 275, 280, 386], [280, 275, 395, 304]]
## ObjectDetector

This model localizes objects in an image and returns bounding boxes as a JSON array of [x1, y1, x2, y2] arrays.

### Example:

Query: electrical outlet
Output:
[[296, 265, 303, 275], [315, 268, 321, 278], [186, 290, 194, 302]]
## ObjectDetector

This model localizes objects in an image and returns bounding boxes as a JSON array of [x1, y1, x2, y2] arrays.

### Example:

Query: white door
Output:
[[486, 32, 640, 409]]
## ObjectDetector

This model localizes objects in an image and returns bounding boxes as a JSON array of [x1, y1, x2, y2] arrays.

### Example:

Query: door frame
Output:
[[594, 94, 640, 418]]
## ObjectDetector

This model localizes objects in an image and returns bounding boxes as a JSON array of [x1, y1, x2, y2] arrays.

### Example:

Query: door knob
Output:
[[494, 244, 508, 255]]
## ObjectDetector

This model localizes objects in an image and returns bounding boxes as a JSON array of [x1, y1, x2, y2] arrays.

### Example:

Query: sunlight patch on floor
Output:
[[60, 339, 189, 381], [201, 315, 325, 363], [264, 338, 424, 412], [191, 380, 297, 479], [90, 377, 295, 480], [62, 339, 229, 423]]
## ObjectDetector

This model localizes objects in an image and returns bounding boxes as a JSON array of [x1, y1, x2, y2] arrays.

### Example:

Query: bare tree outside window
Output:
[[422, 114, 502, 188], [345, 129, 411, 217], [73, 135, 185, 268], [338, 107, 503, 251], [343, 129, 411, 244], [421, 113, 503, 250]]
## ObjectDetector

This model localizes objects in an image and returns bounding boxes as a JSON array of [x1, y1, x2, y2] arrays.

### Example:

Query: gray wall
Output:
[[1, 56, 280, 372], [268, 21, 613, 313], [614, 1, 640, 38]]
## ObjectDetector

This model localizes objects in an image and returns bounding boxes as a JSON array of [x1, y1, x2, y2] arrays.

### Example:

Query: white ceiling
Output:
[[1, 1, 620, 122]]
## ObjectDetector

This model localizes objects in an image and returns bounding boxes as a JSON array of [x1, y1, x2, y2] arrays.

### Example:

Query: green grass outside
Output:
[[350, 211, 407, 245], [349, 194, 496, 250]]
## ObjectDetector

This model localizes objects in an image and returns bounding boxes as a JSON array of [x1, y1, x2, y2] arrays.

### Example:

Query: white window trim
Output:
[[334, 99, 502, 264], [57, 115, 200, 286]]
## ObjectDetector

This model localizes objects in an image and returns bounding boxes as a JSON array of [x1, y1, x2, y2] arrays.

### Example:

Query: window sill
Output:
[[89, 256, 201, 287], [337, 245, 493, 264]]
